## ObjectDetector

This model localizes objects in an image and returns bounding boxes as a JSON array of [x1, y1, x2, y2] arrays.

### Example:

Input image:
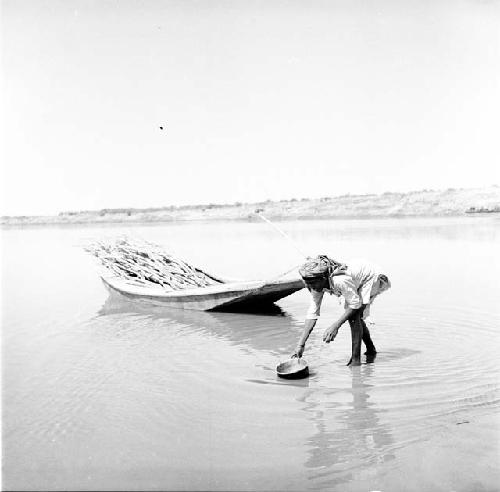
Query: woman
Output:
[[293, 255, 391, 366]]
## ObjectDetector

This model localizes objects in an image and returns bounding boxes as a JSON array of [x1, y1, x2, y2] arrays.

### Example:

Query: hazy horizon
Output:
[[2, 0, 499, 216], [1, 183, 499, 218]]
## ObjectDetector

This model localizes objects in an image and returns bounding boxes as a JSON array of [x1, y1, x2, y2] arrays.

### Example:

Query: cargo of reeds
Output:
[[85, 237, 221, 291]]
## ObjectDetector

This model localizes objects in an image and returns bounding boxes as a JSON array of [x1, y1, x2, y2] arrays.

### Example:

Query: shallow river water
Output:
[[2, 217, 499, 491]]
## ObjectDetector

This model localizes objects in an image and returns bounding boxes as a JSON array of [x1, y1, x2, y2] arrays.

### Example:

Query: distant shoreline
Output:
[[2, 213, 499, 230], [2, 185, 499, 227]]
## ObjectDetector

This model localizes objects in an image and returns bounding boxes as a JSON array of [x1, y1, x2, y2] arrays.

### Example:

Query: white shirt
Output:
[[305, 258, 389, 320]]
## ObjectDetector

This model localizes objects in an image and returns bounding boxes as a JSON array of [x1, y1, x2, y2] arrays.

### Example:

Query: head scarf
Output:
[[299, 255, 347, 281]]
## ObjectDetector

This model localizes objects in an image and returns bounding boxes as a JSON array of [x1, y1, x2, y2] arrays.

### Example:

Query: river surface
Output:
[[2, 217, 499, 491]]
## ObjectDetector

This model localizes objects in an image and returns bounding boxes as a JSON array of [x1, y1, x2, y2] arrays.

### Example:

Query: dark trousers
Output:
[[348, 306, 376, 363]]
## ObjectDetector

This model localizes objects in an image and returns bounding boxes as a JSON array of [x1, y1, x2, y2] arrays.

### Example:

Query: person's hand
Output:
[[291, 344, 305, 358], [323, 324, 339, 343]]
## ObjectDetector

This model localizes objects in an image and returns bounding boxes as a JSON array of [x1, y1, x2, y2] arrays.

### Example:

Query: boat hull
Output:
[[101, 276, 304, 311]]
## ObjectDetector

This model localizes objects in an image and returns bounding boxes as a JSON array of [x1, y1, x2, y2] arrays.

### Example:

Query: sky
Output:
[[1, 0, 499, 216]]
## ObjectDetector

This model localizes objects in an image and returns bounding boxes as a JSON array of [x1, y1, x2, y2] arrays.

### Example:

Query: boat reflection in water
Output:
[[97, 289, 303, 356]]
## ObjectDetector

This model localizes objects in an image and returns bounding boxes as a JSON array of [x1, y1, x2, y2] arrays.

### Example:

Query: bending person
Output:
[[293, 255, 391, 366]]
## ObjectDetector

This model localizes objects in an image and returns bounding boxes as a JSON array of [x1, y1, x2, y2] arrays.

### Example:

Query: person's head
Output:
[[303, 275, 329, 292], [299, 255, 331, 292]]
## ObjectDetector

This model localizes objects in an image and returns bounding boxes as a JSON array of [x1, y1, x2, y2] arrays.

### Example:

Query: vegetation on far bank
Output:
[[2, 185, 500, 226]]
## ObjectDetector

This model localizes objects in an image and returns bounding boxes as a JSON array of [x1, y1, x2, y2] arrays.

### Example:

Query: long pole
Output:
[[255, 212, 307, 258]]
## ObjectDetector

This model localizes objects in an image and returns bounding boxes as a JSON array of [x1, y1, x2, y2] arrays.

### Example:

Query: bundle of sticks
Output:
[[85, 237, 221, 290]]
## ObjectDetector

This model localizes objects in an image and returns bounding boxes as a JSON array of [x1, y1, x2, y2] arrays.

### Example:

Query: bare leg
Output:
[[361, 319, 377, 355], [347, 310, 363, 366]]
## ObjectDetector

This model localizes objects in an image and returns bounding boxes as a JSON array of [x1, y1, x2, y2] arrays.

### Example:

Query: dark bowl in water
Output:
[[276, 358, 309, 379]]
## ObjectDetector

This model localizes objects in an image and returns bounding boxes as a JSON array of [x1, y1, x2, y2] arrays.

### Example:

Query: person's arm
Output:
[[293, 319, 317, 357], [323, 307, 358, 342], [292, 289, 323, 357], [323, 276, 363, 343]]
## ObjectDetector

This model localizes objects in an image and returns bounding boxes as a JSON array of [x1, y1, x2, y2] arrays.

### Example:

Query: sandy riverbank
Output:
[[2, 185, 499, 226]]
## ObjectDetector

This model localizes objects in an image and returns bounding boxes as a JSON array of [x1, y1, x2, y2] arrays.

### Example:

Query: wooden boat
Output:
[[101, 272, 304, 311]]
